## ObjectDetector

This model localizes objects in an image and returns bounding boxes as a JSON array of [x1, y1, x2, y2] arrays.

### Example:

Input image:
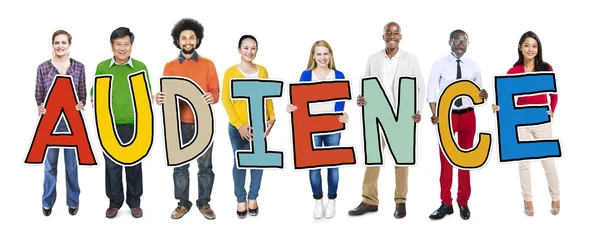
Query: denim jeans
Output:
[[42, 119, 80, 208], [310, 133, 341, 199], [228, 123, 263, 203], [104, 124, 143, 209], [173, 122, 215, 210]]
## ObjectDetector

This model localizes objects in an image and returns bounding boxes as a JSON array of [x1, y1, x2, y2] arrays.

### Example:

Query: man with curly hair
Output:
[[155, 18, 220, 220]]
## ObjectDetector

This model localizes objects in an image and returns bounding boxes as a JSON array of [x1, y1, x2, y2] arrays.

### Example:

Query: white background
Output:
[[0, 0, 597, 231]]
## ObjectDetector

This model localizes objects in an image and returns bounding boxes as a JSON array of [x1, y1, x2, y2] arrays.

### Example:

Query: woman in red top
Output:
[[492, 31, 560, 217]]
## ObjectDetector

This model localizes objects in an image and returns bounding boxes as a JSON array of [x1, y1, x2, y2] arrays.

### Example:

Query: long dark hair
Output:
[[514, 31, 550, 71]]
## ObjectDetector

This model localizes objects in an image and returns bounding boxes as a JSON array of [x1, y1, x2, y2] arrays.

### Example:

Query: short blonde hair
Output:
[[306, 40, 336, 70]]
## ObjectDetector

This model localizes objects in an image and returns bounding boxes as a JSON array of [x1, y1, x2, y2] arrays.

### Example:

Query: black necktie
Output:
[[455, 59, 462, 107]]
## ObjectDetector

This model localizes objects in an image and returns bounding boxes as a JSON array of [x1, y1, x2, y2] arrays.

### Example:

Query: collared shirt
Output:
[[178, 51, 199, 64], [91, 57, 150, 125], [35, 58, 87, 106], [109, 57, 134, 68], [426, 54, 482, 110], [381, 50, 400, 99]]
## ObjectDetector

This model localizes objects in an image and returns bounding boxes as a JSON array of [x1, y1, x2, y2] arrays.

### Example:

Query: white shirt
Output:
[[237, 66, 258, 78], [309, 70, 336, 114], [381, 51, 400, 102], [426, 54, 482, 110], [364, 49, 425, 113]]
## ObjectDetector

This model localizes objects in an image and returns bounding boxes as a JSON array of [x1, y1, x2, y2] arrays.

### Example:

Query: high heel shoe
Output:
[[248, 200, 259, 216], [249, 206, 259, 216], [237, 202, 248, 219], [551, 201, 560, 215], [237, 209, 248, 219]]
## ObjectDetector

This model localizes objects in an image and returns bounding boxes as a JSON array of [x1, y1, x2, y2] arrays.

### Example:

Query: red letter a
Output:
[[25, 76, 97, 165]]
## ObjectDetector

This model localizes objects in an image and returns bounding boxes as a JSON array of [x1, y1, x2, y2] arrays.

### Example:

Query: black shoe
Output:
[[249, 207, 259, 216], [68, 207, 78, 216], [237, 209, 248, 219], [348, 202, 378, 216], [429, 204, 453, 220], [394, 203, 406, 218], [459, 205, 470, 219], [42, 207, 52, 216]]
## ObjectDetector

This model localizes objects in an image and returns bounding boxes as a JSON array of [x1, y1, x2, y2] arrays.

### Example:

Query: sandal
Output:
[[524, 201, 534, 216], [551, 201, 560, 215]]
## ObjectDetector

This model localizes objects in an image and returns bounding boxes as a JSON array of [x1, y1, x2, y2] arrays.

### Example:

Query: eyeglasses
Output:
[[452, 39, 469, 46]]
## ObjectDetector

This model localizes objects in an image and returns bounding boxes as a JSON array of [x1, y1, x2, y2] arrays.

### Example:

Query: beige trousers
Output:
[[517, 124, 560, 201], [361, 135, 408, 205]]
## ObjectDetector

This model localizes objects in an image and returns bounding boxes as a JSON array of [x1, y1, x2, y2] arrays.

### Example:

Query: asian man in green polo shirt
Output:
[[90, 27, 152, 219]]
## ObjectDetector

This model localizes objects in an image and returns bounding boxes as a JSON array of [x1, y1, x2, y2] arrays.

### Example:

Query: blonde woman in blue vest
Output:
[[286, 40, 349, 219]]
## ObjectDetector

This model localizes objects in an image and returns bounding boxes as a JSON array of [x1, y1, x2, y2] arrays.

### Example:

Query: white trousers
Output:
[[517, 124, 560, 201]]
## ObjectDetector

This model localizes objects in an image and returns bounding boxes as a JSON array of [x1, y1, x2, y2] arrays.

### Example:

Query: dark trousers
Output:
[[104, 124, 143, 209], [173, 122, 215, 210]]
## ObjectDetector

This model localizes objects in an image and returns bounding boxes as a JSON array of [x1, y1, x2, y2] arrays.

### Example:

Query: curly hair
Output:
[[171, 18, 204, 49]]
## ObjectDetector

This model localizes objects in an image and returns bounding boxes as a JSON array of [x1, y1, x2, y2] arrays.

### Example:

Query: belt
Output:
[[452, 107, 473, 114]]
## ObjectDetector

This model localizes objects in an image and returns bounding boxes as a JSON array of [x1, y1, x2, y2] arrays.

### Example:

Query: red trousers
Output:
[[439, 109, 475, 206]]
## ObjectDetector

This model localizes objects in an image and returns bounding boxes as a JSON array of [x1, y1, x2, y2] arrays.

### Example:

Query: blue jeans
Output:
[[42, 119, 80, 208], [310, 133, 341, 199], [174, 123, 215, 210], [228, 123, 263, 203]]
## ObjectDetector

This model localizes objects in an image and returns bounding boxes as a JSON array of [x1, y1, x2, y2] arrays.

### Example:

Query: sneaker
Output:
[[313, 199, 324, 219], [325, 199, 336, 219]]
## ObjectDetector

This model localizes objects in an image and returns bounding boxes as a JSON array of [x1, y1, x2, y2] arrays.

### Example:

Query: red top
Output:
[[506, 64, 558, 112]]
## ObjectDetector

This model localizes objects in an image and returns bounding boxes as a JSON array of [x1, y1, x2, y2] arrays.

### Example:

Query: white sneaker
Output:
[[313, 199, 324, 219], [325, 199, 336, 219]]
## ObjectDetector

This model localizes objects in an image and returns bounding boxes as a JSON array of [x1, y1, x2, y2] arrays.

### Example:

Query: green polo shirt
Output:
[[90, 57, 152, 125]]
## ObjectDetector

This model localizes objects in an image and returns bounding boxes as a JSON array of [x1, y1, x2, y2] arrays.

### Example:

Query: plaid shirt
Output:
[[35, 58, 87, 106]]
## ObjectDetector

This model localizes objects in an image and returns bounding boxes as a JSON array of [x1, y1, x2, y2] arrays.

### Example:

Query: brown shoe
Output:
[[131, 207, 143, 218], [171, 206, 189, 219], [199, 205, 216, 220], [394, 203, 406, 218], [348, 202, 378, 216], [106, 207, 119, 218]]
